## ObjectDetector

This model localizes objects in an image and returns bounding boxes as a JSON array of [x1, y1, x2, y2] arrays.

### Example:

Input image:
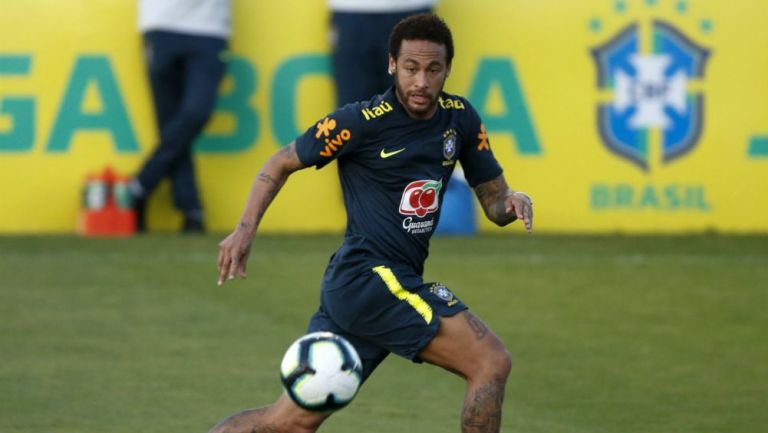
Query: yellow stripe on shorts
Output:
[[372, 265, 433, 324]]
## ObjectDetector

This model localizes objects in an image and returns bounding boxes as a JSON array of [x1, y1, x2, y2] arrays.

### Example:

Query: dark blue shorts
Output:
[[307, 260, 467, 382]]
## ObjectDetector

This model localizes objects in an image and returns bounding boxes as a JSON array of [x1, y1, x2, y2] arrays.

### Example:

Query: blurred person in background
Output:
[[329, 0, 437, 106], [130, 0, 231, 233]]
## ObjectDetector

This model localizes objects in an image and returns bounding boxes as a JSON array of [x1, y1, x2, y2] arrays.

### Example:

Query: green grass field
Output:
[[1, 234, 766, 433]]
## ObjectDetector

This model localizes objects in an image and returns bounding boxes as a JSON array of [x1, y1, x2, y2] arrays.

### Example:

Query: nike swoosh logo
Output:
[[380, 148, 405, 158]]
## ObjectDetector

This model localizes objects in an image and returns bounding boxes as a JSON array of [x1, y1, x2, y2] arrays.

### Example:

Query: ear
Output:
[[446, 63, 452, 77], [388, 56, 396, 75]]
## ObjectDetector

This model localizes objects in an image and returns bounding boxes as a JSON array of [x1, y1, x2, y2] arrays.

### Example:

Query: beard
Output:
[[393, 75, 444, 119]]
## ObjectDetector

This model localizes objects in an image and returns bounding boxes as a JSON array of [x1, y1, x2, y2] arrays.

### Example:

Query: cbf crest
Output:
[[442, 129, 457, 160], [592, 7, 710, 171], [429, 283, 458, 307]]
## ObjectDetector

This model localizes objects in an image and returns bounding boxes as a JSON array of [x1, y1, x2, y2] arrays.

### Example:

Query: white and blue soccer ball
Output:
[[279, 332, 363, 411]]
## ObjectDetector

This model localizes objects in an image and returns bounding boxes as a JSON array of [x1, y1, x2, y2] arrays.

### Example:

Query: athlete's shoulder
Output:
[[357, 89, 397, 123], [322, 91, 397, 144], [438, 91, 482, 130], [437, 90, 475, 113], [312, 97, 371, 140]]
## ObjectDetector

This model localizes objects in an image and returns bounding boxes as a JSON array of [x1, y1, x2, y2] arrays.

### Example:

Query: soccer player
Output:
[[213, 13, 533, 433]]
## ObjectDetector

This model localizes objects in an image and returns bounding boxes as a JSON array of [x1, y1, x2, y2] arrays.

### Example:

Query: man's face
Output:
[[389, 39, 451, 120]]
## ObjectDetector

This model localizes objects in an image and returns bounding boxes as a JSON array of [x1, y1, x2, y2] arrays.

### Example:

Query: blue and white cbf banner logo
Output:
[[592, 20, 709, 170]]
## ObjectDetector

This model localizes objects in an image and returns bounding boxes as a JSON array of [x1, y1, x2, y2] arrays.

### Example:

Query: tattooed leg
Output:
[[460, 312, 507, 433], [207, 395, 329, 433], [462, 378, 506, 433], [208, 406, 278, 433], [464, 309, 489, 340], [419, 311, 512, 433]]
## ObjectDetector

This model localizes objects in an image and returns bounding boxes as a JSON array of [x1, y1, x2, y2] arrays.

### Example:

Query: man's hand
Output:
[[217, 224, 253, 286], [505, 191, 533, 233], [474, 176, 534, 229], [215, 142, 306, 287]]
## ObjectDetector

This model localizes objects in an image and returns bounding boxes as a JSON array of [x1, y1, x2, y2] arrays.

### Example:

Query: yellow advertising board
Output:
[[1, 0, 766, 233]]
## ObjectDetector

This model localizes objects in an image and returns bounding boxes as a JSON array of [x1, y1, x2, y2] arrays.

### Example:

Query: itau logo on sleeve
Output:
[[591, 0, 711, 171]]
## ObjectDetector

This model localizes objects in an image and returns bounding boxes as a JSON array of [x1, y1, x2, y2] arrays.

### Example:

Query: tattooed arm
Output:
[[235, 142, 304, 236], [217, 142, 306, 285], [473, 175, 533, 232]]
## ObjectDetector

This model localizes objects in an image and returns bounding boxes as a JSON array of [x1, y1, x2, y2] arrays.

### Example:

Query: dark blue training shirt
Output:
[[296, 87, 502, 279]]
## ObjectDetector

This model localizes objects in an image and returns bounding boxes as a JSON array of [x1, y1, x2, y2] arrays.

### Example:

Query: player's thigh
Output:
[[418, 310, 510, 379]]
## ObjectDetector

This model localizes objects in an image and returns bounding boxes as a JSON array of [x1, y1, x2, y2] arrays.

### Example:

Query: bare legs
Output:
[[208, 406, 276, 433], [208, 311, 509, 433], [207, 395, 329, 433], [419, 311, 512, 433]]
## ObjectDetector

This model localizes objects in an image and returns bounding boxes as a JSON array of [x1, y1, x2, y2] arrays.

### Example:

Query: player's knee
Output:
[[495, 347, 513, 379], [479, 341, 512, 380]]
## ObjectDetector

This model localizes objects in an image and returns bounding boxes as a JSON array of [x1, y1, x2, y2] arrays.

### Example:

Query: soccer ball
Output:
[[279, 332, 363, 411]]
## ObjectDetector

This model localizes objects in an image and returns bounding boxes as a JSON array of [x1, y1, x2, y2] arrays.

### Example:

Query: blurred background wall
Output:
[[1, 0, 766, 234]]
